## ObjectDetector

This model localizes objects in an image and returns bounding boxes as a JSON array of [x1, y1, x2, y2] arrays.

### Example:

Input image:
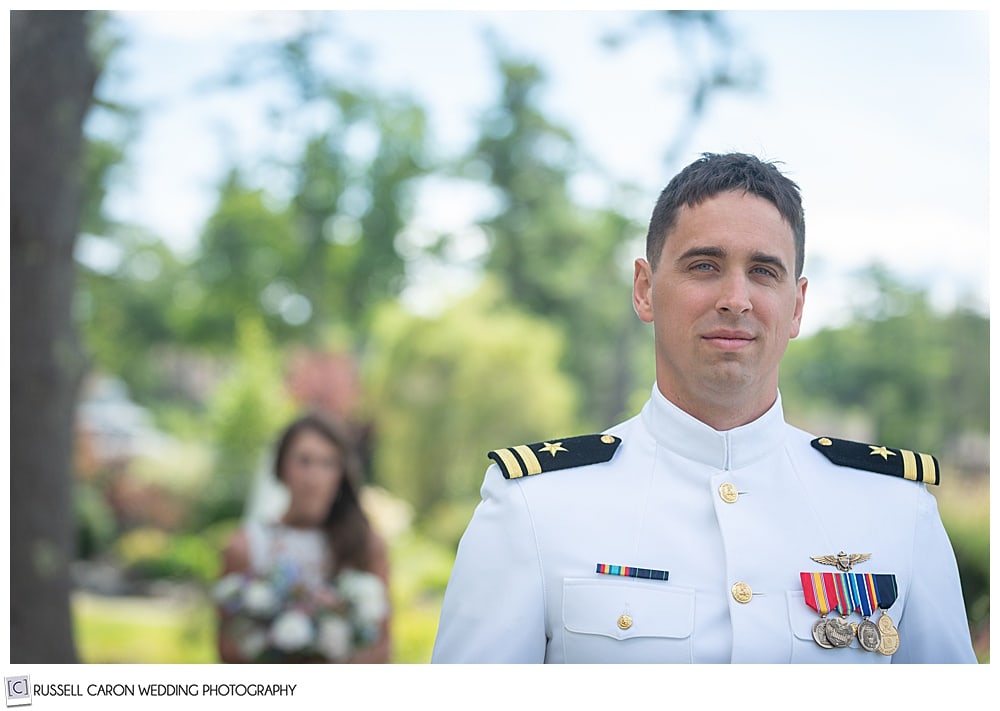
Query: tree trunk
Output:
[[10, 10, 96, 663]]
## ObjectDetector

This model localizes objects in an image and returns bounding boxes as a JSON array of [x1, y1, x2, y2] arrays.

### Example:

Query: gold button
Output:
[[617, 613, 633, 630], [818, 437, 833, 446], [601, 435, 616, 444], [732, 582, 753, 604], [719, 482, 739, 503]]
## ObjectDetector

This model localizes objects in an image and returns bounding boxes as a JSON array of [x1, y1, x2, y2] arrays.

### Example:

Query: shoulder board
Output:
[[488, 434, 622, 480], [811, 436, 940, 485]]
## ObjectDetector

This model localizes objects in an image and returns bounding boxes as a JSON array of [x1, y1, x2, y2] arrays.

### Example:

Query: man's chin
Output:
[[699, 367, 759, 398]]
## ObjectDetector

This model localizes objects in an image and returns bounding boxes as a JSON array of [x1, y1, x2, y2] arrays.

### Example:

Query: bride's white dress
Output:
[[245, 521, 332, 589]]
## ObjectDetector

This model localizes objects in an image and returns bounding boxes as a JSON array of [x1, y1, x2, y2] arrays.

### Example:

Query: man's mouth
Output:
[[703, 330, 754, 351]]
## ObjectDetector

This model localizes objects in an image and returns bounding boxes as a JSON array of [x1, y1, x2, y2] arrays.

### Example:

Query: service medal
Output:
[[857, 619, 882, 652], [876, 612, 900, 655], [854, 573, 882, 652], [823, 572, 858, 648], [824, 616, 854, 648], [872, 574, 901, 656], [800, 572, 840, 649], [811, 619, 833, 649]]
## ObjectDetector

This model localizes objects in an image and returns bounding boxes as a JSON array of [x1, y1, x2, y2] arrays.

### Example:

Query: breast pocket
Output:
[[561, 578, 695, 663], [786, 591, 889, 664]]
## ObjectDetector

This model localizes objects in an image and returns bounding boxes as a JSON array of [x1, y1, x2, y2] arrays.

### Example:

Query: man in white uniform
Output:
[[431, 152, 976, 663]]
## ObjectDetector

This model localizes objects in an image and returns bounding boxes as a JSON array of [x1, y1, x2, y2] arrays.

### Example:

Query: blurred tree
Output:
[[289, 91, 429, 337], [602, 11, 763, 169], [195, 316, 297, 527], [73, 14, 177, 407], [77, 11, 137, 239], [465, 48, 650, 428], [363, 279, 580, 520], [173, 171, 302, 348], [78, 20, 433, 408], [11, 9, 98, 663], [780, 265, 989, 453], [213, 18, 431, 342], [77, 227, 190, 400]]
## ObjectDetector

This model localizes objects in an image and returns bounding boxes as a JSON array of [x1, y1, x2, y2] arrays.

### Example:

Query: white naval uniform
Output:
[[431, 386, 976, 663]]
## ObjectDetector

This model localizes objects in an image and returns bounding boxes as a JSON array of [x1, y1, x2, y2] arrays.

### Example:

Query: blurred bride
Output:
[[216, 413, 391, 663]]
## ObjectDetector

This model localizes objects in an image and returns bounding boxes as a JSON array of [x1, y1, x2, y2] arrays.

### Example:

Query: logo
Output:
[[5, 676, 31, 707]]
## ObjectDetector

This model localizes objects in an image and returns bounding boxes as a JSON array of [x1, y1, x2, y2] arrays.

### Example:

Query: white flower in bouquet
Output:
[[239, 626, 270, 660], [270, 609, 315, 652], [212, 573, 245, 604], [242, 579, 281, 617], [354, 590, 388, 627], [316, 615, 353, 662], [338, 571, 388, 626]]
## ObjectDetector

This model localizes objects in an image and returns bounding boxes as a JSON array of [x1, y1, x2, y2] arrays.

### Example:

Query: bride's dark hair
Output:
[[273, 413, 373, 573]]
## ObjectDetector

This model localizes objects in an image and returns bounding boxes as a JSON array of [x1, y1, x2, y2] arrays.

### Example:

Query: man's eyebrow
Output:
[[676, 246, 726, 262], [676, 246, 789, 276], [751, 252, 789, 276]]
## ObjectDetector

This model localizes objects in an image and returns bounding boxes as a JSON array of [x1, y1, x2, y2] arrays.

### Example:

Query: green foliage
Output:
[[363, 280, 580, 519], [934, 483, 990, 649], [73, 482, 119, 560], [198, 316, 295, 526], [468, 50, 648, 427], [386, 530, 455, 662], [175, 173, 303, 348], [73, 591, 217, 663], [291, 93, 429, 335], [212, 31, 432, 344], [80, 12, 138, 237], [389, 530, 458, 602], [113, 527, 220, 583], [76, 230, 191, 402], [80, 137, 127, 235], [780, 267, 988, 453], [421, 497, 483, 552]]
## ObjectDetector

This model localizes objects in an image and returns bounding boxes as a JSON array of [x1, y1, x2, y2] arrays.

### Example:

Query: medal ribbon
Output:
[[873, 574, 898, 610], [800, 572, 839, 615], [845, 572, 863, 614], [831, 572, 854, 616], [854, 573, 876, 617]]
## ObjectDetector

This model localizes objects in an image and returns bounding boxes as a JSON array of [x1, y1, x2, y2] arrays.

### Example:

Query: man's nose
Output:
[[715, 273, 752, 314]]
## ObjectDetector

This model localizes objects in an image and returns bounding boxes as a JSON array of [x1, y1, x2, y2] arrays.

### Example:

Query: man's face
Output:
[[633, 190, 807, 428]]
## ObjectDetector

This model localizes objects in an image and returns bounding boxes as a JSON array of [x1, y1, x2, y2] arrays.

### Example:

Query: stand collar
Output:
[[639, 384, 787, 470]]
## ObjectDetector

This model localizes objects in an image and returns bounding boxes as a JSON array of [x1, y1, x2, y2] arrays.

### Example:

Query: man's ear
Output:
[[633, 258, 654, 324], [789, 276, 808, 338]]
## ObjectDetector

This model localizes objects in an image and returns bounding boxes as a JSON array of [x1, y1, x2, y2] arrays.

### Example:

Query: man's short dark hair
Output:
[[645, 152, 806, 277]]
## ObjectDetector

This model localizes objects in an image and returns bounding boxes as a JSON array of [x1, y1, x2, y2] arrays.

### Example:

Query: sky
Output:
[[89, 8, 991, 337]]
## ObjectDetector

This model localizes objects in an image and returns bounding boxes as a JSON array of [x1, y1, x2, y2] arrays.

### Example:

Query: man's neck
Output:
[[655, 381, 777, 431]]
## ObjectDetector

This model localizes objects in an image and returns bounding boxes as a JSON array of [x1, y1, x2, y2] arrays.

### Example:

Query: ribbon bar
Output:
[[596, 563, 669, 581]]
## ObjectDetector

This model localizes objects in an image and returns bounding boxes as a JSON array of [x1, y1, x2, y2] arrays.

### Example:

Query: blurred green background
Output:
[[11, 10, 988, 664]]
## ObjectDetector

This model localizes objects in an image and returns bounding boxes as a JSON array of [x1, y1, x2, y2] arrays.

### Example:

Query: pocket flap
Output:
[[562, 578, 694, 640], [787, 590, 821, 641]]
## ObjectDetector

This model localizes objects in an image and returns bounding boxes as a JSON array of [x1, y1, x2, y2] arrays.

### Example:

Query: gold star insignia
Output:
[[538, 442, 568, 457], [869, 445, 895, 461]]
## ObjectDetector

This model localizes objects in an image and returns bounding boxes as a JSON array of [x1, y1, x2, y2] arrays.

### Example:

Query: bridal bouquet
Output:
[[213, 563, 388, 662]]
